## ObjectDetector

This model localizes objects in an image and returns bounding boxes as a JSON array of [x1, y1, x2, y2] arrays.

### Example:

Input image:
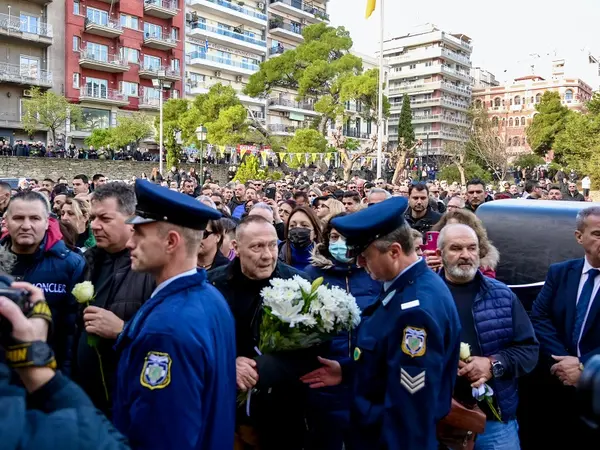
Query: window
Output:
[[515, 117, 520, 126], [171, 27, 179, 40], [144, 22, 163, 38], [170, 58, 180, 71], [143, 54, 161, 70], [120, 14, 139, 30], [121, 47, 139, 64], [143, 86, 160, 101], [20, 14, 39, 34], [522, 137, 526, 146], [521, 116, 526, 126], [76, 108, 111, 131], [73, 36, 80, 51], [494, 97, 501, 107], [475, 99, 482, 108], [73, 0, 80, 15], [171, 89, 180, 99], [120, 81, 138, 96], [86, 42, 109, 62], [20, 55, 39, 77], [508, 118, 513, 127], [491, 116, 499, 126], [514, 96, 521, 105], [87, 7, 109, 26], [73, 73, 80, 88], [512, 136, 519, 146], [425, 61, 432, 67], [507, 138, 511, 147], [565, 89, 573, 102], [535, 93, 542, 103], [409, 64, 416, 69], [84, 77, 108, 98]]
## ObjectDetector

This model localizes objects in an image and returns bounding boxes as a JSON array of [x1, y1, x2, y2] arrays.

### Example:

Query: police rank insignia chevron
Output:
[[401, 326, 427, 357], [140, 351, 172, 390], [400, 368, 425, 394]]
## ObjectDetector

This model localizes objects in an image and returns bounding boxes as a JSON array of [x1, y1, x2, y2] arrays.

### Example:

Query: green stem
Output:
[[95, 346, 109, 403], [486, 397, 502, 422]]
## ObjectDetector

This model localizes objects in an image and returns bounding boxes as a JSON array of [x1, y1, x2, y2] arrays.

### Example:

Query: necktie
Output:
[[573, 268, 600, 349]]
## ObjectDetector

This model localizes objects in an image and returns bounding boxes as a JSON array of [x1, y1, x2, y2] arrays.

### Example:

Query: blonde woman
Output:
[[321, 198, 345, 225], [60, 197, 96, 251]]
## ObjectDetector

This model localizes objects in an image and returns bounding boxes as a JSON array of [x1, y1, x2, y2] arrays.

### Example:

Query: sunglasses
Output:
[[203, 230, 214, 240], [213, 201, 222, 206]]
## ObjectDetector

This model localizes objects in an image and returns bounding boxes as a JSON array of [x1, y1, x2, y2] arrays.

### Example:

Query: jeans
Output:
[[475, 419, 520, 450]]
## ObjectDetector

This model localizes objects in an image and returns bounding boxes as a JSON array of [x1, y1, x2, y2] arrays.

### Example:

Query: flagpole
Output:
[[376, 0, 384, 179]]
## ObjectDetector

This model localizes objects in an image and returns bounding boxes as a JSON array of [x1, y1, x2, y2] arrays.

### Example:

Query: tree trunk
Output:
[[457, 165, 466, 186], [50, 128, 56, 146], [318, 115, 329, 135], [392, 149, 408, 185]]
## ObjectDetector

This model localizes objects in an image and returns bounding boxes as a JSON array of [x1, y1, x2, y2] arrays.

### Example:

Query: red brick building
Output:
[[65, 0, 184, 146]]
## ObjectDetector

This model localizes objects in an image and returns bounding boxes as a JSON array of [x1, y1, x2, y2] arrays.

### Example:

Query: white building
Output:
[[471, 67, 499, 89]]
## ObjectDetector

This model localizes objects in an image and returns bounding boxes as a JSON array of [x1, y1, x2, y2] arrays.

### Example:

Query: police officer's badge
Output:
[[140, 351, 172, 390], [353, 347, 362, 361], [401, 326, 427, 358]]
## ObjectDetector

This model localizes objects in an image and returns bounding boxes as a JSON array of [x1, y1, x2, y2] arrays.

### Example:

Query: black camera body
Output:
[[0, 274, 31, 339]]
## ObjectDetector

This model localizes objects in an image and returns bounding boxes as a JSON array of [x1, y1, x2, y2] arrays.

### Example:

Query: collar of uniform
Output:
[[383, 257, 424, 292], [151, 268, 198, 298], [583, 256, 600, 275]]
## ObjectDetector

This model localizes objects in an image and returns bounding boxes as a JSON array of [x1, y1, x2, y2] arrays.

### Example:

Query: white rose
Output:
[[460, 342, 471, 361], [72, 281, 95, 304]]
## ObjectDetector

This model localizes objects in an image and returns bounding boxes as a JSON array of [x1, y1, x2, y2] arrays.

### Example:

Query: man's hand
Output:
[[83, 306, 124, 340], [458, 356, 492, 388], [551, 355, 582, 386], [423, 250, 442, 270], [300, 357, 342, 388], [236, 357, 259, 391], [264, 198, 281, 222]]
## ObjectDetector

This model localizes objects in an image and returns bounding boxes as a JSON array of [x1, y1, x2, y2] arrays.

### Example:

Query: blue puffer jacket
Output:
[[1, 219, 86, 375], [304, 249, 381, 411]]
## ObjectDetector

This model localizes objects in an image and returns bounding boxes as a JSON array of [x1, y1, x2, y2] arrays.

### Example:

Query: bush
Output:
[[437, 162, 492, 184]]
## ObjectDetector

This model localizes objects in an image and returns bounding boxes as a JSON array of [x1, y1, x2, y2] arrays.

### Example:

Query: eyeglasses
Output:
[[213, 201, 221, 206], [202, 230, 214, 240]]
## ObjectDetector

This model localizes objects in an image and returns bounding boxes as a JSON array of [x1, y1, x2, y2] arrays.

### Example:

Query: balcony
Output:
[[0, 13, 53, 46], [186, 0, 267, 27], [268, 97, 319, 116], [269, 45, 285, 57], [138, 88, 169, 110], [187, 21, 266, 54], [0, 62, 52, 87], [269, 0, 329, 23], [442, 32, 473, 52], [79, 49, 130, 73], [441, 130, 468, 141], [84, 18, 123, 38], [269, 19, 303, 42], [268, 123, 304, 136], [186, 51, 258, 76], [343, 129, 371, 140], [143, 33, 178, 50], [27, 0, 53, 4], [79, 87, 129, 106], [441, 65, 471, 83], [144, 0, 179, 19], [187, 81, 265, 105], [138, 65, 181, 81], [441, 48, 471, 67], [441, 98, 470, 111], [388, 64, 440, 80], [440, 81, 471, 97], [96, 0, 117, 3]]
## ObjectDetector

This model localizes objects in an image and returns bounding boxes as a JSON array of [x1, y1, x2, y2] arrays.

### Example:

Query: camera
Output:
[[0, 274, 31, 339], [577, 355, 600, 429]]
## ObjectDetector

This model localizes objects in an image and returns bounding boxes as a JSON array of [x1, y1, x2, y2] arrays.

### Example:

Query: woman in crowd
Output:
[[279, 206, 323, 270], [60, 197, 96, 252], [278, 200, 296, 227], [150, 167, 163, 183], [320, 198, 345, 225], [198, 218, 230, 271], [219, 217, 237, 261], [307, 187, 323, 206], [411, 228, 424, 257], [303, 213, 381, 449], [429, 209, 499, 278]]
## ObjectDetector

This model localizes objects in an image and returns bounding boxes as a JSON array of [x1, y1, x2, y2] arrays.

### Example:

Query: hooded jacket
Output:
[[1, 218, 86, 375], [480, 242, 500, 279]]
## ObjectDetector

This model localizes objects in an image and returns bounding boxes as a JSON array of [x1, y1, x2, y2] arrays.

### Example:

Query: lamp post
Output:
[[152, 70, 172, 175], [425, 132, 429, 181], [195, 125, 207, 186]]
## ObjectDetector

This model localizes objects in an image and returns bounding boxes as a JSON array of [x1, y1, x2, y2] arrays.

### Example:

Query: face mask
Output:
[[329, 240, 352, 263], [288, 227, 312, 249]]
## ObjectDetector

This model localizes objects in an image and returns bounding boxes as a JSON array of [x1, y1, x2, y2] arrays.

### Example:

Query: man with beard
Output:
[[465, 179, 490, 211], [404, 183, 442, 234], [437, 223, 538, 449]]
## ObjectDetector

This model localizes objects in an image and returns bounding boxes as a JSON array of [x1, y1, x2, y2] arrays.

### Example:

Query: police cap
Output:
[[126, 179, 221, 230], [331, 196, 409, 257]]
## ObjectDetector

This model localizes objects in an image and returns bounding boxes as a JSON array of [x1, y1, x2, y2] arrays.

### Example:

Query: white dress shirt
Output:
[[151, 268, 198, 299], [575, 257, 600, 356]]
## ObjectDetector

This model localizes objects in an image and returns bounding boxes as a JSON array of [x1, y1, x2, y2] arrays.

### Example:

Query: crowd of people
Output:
[[0, 164, 598, 450]]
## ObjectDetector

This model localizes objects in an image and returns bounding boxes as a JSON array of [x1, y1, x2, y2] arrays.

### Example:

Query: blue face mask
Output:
[[329, 239, 352, 264]]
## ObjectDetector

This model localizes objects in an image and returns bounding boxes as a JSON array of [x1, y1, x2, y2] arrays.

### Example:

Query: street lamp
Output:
[[195, 125, 207, 186], [152, 70, 172, 175]]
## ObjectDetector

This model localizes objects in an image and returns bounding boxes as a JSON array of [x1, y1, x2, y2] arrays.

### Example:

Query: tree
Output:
[[85, 128, 112, 148], [467, 108, 511, 181], [111, 113, 154, 149], [513, 153, 545, 169], [233, 155, 267, 183], [526, 91, 572, 157], [438, 161, 492, 184], [327, 127, 374, 181], [286, 129, 328, 168], [397, 94, 415, 148], [443, 141, 469, 185], [22, 88, 82, 144]]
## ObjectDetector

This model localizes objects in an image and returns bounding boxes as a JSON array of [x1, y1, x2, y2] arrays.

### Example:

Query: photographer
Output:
[[0, 280, 130, 449]]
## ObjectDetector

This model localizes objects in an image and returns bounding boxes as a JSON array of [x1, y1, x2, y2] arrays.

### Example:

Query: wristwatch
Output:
[[489, 357, 505, 378]]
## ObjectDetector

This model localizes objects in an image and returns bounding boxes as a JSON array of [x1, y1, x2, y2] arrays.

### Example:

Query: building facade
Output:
[[64, 0, 185, 146], [471, 67, 499, 89], [383, 24, 473, 156], [0, 0, 65, 144], [472, 75, 593, 155]]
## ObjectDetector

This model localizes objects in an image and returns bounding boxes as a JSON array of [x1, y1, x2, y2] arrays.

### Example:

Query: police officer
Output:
[[301, 197, 461, 449], [112, 180, 237, 450]]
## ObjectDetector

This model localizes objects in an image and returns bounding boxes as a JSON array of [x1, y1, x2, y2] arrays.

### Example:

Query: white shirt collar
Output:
[[583, 257, 600, 275], [151, 268, 198, 298], [383, 257, 423, 292]]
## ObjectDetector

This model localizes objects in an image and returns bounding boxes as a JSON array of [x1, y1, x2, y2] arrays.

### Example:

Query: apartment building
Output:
[[65, 0, 185, 147], [472, 75, 593, 156], [0, 0, 65, 144], [384, 24, 473, 156], [471, 67, 499, 89]]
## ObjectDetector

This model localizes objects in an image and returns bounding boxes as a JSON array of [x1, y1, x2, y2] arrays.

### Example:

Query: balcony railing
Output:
[[269, 0, 329, 20], [268, 123, 303, 133], [80, 86, 127, 102], [0, 62, 52, 86], [269, 97, 314, 111], [441, 48, 471, 66], [143, 32, 177, 44], [197, 0, 267, 21], [144, 0, 178, 10], [441, 81, 471, 96], [269, 20, 302, 35], [0, 12, 53, 38], [343, 129, 370, 139], [140, 65, 180, 77], [86, 17, 122, 31], [189, 21, 266, 47], [80, 48, 128, 66], [186, 51, 259, 71], [269, 45, 285, 55]]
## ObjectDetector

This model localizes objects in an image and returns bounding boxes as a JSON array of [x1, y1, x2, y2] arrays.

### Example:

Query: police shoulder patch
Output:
[[140, 351, 172, 390], [401, 326, 427, 358]]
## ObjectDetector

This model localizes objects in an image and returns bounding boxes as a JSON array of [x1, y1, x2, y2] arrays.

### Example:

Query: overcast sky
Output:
[[328, 0, 599, 85]]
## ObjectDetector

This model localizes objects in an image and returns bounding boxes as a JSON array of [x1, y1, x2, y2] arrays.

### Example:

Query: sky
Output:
[[328, 0, 600, 86]]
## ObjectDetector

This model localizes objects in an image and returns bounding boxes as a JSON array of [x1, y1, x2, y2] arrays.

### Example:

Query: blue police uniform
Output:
[[331, 197, 461, 450], [112, 180, 237, 450]]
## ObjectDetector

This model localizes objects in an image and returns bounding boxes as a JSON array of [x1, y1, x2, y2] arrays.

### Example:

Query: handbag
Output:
[[437, 399, 487, 450]]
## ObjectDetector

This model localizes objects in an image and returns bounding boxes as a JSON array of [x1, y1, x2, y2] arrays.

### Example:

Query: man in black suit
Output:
[[531, 206, 600, 447]]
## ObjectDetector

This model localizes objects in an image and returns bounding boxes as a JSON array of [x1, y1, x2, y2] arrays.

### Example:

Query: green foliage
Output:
[[397, 94, 415, 147], [233, 156, 267, 183], [512, 153, 545, 169], [165, 123, 182, 170], [286, 129, 328, 168], [85, 129, 112, 148], [21, 88, 82, 143], [340, 68, 390, 122], [526, 91, 572, 156], [438, 161, 492, 184], [111, 113, 154, 148]]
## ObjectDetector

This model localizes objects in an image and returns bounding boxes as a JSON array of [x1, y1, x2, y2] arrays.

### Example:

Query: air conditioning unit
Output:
[[23, 89, 33, 97], [257, 2, 265, 10], [214, 70, 222, 77], [235, 75, 243, 82]]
